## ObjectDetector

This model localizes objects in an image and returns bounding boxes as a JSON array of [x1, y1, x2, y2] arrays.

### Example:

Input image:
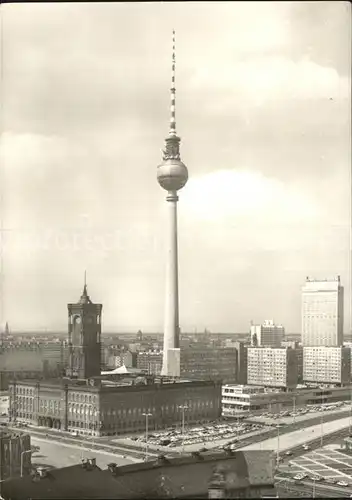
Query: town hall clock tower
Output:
[[67, 282, 102, 379]]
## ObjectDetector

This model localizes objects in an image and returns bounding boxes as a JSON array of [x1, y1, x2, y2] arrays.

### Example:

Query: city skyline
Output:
[[0, 2, 351, 333]]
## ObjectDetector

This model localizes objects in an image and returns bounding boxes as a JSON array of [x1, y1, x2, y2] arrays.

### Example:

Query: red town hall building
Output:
[[8, 286, 221, 436]]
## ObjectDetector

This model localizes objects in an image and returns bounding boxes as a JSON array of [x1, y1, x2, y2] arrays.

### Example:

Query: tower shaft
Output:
[[161, 191, 180, 377]]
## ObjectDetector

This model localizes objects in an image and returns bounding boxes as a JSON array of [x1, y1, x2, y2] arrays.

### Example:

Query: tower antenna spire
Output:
[[170, 29, 176, 136], [83, 270, 87, 296], [162, 30, 181, 162]]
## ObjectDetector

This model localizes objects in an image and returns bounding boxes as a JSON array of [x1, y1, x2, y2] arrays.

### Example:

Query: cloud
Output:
[[190, 57, 349, 104], [180, 169, 320, 224]]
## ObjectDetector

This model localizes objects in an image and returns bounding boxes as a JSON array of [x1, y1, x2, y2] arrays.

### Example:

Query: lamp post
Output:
[[178, 405, 188, 454], [21, 450, 32, 477], [349, 387, 352, 435], [320, 413, 323, 448], [276, 424, 280, 468], [292, 396, 296, 424], [142, 412, 152, 461]]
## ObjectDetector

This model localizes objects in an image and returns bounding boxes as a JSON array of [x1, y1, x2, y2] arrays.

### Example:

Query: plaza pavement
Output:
[[279, 445, 352, 482]]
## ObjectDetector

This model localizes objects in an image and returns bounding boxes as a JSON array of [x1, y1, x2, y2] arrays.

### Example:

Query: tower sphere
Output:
[[157, 158, 188, 192]]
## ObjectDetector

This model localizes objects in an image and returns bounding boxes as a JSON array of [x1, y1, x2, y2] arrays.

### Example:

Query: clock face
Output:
[[75, 316, 81, 324]]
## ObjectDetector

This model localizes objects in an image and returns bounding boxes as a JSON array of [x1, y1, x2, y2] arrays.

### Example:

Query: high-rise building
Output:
[[250, 320, 285, 347], [180, 346, 237, 383], [157, 31, 188, 378], [302, 276, 344, 347], [247, 347, 301, 389], [303, 347, 351, 385]]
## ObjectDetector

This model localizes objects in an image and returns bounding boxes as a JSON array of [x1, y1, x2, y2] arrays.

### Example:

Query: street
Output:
[[239, 415, 352, 452], [30, 437, 136, 470]]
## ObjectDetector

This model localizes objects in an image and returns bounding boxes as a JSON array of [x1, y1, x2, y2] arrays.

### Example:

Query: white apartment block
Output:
[[303, 347, 350, 385], [250, 320, 285, 347], [302, 276, 344, 347], [247, 347, 300, 389]]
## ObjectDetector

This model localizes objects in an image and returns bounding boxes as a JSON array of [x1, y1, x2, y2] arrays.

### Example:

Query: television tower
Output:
[[157, 31, 188, 377]]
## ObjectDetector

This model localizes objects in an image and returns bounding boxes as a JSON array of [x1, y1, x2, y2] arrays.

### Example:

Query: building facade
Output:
[[222, 383, 352, 416], [136, 350, 163, 375], [221, 384, 295, 415], [303, 347, 351, 385], [247, 347, 301, 389], [233, 342, 248, 385], [8, 377, 221, 436], [302, 276, 344, 347], [250, 320, 284, 347], [180, 347, 237, 383], [105, 350, 137, 370], [0, 430, 31, 480]]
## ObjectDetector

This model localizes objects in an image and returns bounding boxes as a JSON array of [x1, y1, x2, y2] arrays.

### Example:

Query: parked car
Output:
[[337, 481, 349, 487], [297, 473, 308, 479]]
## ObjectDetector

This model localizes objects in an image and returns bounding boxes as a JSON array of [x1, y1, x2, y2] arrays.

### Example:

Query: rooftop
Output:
[[0, 450, 274, 500], [9, 377, 220, 393], [0, 429, 29, 440], [101, 365, 144, 376]]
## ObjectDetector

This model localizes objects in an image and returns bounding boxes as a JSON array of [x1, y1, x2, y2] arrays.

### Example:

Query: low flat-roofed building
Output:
[[221, 384, 295, 416], [294, 385, 352, 406], [0, 450, 276, 500], [303, 347, 351, 385]]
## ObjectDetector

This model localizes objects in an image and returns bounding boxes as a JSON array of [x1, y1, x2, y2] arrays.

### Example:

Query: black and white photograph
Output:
[[0, 1, 351, 498]]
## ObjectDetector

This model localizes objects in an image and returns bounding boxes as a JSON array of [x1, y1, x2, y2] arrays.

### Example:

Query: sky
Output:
[[0, 1, 351, 334]]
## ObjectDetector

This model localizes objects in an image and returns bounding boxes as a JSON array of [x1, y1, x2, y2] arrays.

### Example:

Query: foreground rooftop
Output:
[[1, 449, 275, 499]]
